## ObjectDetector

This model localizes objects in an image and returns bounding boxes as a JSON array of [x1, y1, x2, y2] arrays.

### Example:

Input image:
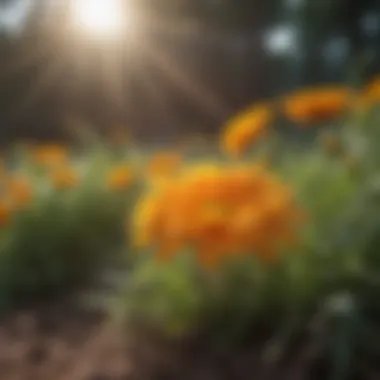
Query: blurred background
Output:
[[0, 0, 379, 144]]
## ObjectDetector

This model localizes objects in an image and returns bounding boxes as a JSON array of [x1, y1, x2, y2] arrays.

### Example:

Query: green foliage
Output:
[[121, 254, 202, 338], [118, 102, 380, 377], [121, 246, 327, 350], [0, 144, 139, 310]]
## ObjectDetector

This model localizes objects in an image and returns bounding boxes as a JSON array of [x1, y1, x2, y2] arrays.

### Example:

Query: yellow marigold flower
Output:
[[6, 176, 33, 208], [283, 86, 350, 125], [107, 165, 133, 191], [51, 166, 78, 190], [147, 152, 182, 180], [133, 162, 303, 269], [222, 104, 272, 157], [32, 144, 68, 167]]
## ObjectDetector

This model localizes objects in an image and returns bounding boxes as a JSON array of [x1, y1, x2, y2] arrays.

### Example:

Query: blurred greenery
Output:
[[0, 143, 139, 310]]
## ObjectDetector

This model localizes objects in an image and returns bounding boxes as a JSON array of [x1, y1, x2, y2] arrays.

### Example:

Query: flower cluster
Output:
[[134, 163, 303, 268]]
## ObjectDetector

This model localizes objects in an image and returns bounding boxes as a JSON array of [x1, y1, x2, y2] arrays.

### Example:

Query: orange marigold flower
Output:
[[147, 152, 182, 180], [133, 162, 303, 269], [0, 200, 11, 227], [283, 86, 350, 125], [6, 176, 33, 208], [222, 104, 272, 157], [107, 165, 133, 191], [51, 166, 78, 190], [32, 145, 68, 167]]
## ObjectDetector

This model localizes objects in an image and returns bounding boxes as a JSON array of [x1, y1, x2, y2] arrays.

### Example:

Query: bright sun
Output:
[[72, 0, 125, 37]]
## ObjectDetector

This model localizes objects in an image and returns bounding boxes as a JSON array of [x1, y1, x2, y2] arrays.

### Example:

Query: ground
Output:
[[0, 298, 339, 380], [0, 299, 131, 380]]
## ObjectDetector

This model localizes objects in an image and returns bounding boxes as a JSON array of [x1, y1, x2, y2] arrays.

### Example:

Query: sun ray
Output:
[[145, 43, 228, 119]]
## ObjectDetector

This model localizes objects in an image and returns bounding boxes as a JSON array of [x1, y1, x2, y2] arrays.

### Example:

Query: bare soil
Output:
[[0, 300, 131, 380], [0, 299, 370, 380]]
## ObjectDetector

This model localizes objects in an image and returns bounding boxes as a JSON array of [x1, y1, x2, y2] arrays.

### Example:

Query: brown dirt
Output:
[[0, 298, 322, 380], [0, 300, 371, 380], [0, 300, 131, 380]]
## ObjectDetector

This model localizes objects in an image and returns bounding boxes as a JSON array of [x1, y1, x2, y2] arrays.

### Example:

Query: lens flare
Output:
[[72, 0, 125, 37]]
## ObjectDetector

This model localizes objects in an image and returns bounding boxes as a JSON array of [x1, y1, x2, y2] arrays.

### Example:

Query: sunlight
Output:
[[72, 0, 126, 38]]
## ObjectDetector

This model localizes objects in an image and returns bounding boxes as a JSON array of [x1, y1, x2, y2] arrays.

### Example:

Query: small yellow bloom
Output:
[[222, 104, 272, 157], [147, 152, 182, 180], [283, 86, 350, 125], [32, 145, 68, 167], [107, 165, 133, 191], [51, 166, 78, 190], [6, 176, 33, 208]]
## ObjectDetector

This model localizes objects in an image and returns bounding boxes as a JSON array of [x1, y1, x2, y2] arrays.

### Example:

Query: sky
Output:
[[0, 0, 32, 32]]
